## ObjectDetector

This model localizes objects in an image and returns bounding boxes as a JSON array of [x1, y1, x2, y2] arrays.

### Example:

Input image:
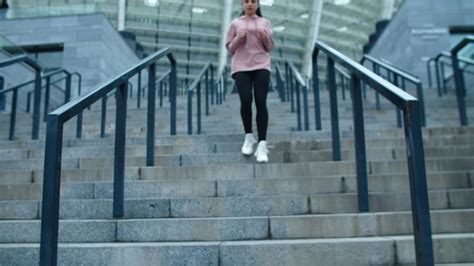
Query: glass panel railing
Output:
[[0, 34, 26, 57], [459, 41, 474, 60]]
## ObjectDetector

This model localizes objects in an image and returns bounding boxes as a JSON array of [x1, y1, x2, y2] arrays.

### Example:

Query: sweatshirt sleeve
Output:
[[226, 22, 244, 55], [261, 19, 274, 52]]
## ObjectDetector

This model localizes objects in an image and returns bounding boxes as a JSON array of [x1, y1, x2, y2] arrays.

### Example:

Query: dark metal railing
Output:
[[336, 66, 351, 101], [314, 40, 433, 265], [275, 64, 286, 102], [214, 67, 228, 106], [39, 48, 177, 266], [362, 55, 427, 127], [0, 55, 42, 139], [0, 76, 4, 111], [429, 51, 474, 97], [0, 68, 79, 140], [1, 67, 79, 137], [187, 62, 214, 135], [285, 60, 309, 131], [42, 69, 72, 121], [451, 36, 474, 126]]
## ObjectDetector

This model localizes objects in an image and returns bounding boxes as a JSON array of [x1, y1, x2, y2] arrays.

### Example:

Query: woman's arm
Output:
[[259, 19, 274, 52], [226, 22, 246, 55]]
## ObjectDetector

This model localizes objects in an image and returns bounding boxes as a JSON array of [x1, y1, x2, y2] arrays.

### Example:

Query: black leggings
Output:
[[233, 69, 270, 141]]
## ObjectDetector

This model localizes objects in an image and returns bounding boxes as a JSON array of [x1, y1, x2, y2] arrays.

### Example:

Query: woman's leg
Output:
[[233, 72, 253, 134], [253, 69, 270, 141]]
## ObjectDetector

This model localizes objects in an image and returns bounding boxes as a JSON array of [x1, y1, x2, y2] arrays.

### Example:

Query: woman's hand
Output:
[[257, 29, 268, 40], [238, 30, 247, 40]]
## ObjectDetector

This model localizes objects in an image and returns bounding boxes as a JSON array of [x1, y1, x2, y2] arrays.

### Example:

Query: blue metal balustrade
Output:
[[39, 47, 177, 266], [313, 40, 433, 265]]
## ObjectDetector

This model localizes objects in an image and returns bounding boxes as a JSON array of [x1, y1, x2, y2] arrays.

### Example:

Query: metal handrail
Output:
[[451, 36, 474, 126], [275, 64, 286, 102], [286, 60, 309, 131], [26, 77, 68, 113], [187, 62, 214, 135], [214, 66, 228, 105], [39, 47, 177, 265], [0, 68, 77, 140], [435, 59, 474, 98], [430, 51, 474, 96], [0, 77, 4, 111], [362, 54, 426, 127], [0, 55, 42, 139], [335, 65, 350, 101], [313, 40, 433, 265]]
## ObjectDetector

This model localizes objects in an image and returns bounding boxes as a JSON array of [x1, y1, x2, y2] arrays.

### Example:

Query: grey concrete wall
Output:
[[369, 0, 474, 87], [0, 13, 139, 101]]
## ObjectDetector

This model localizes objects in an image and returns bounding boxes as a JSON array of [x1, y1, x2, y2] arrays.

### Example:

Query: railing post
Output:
[[223, 68, 228, 101], [159, 80, 163, 108], [39, 114, 64, 266], [32, 69, 42, 139], [285, 62, 290, 105], [76, 111, 83, 139], [362, 81, 367, 100], [64, 72, 71, 103], [205, 69, 209, 116], [394, 74, 403, 128], [0, 76, 4, 111], [169, 56, 177, 135], [416, 82, 426, 127], [340, 73, 346, 100], [426, 59, 432, 88], [295, 81, 301, 131], [289, 66, 295, 113], [451, 50, 468, 126], [137, 70, 142, 109], [221, 81, 224, 104], [440, 61, 447, 94], [351, 74, 369, 212], [100, 96, 107, 138], [211, 68, 215, 105], [27, 92, 32, 113], [147, 63, 156, 167], [373, 63, 381, 110], [187, 89, 193, 135], [197, 82, 202, 134], [327, 58, 341, 161], [312, 50, 322, 130], [113, 82, 128, 218], [434, 57, 442, 97], [403, 101, 434, 265], [44, 76, 51, 122], [303, 85, 309, 131], [8, 89, 17, 140], [276, 67, 284, 102]]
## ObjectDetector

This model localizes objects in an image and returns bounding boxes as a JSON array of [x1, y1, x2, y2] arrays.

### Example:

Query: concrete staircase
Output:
[[0, 86, 473, 264]]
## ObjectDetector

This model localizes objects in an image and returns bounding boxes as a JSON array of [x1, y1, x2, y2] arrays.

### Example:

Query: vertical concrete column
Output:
[[217, 0, 233, 76], [118, 0, 126, 31], [302, 0, 323, 78], [381, 0, 395, 19]]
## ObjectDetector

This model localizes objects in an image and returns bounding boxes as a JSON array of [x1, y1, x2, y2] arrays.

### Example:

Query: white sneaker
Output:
[[254, 140, 269, 163], [241, 133, 257, 155]]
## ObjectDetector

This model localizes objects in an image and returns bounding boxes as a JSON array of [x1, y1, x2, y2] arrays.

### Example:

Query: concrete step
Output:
[[2, 144, 474, 170], [0, 209, 472, 243], [1, 188, 473, 220], [1, 152, 473, 183], [1, 126, 473, 151], [0, 172, 472, 204], [1, 233, 473, 265]]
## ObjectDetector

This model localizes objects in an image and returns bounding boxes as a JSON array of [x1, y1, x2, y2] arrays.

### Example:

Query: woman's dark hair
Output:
[[240, 7, 263, 17]]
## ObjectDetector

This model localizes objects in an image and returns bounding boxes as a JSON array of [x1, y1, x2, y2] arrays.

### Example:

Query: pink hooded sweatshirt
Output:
[[226, 14, 274, 76]]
